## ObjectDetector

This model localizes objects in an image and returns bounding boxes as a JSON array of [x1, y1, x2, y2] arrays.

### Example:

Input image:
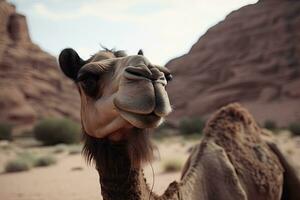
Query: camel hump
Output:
[[204, 103, 261, 139], [202, 103, 284, 199]]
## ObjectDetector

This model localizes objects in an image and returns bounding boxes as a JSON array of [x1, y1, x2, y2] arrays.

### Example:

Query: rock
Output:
[[166, 0, 300, 126], [0, 1, 80, 133], [7, 13, 31, 44]]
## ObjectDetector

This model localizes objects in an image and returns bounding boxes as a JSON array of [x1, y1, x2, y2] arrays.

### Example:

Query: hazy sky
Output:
[[10, 0, 258, 65]]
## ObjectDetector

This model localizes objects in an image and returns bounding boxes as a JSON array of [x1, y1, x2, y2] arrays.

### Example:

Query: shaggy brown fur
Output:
[[82, 128, 154, 169], [83, 135, 142, 200]]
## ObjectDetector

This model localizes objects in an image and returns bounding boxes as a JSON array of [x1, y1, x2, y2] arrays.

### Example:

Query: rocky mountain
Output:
[[0, 0, 80, 132], [1, 0, 299, 132], [166, 0, 300, 126]]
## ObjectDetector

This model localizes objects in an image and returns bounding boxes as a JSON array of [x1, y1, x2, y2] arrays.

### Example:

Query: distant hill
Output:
[[0, 1, 80, 132], [166, 0, 300, 126]]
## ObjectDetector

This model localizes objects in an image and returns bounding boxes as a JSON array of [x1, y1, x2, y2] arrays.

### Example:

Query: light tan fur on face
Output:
[[79, 85, 131, 139], [77, 52, 172, 139]]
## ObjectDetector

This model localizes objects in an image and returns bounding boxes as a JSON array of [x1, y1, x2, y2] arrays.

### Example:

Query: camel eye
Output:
[[165, 74, 173, 82], [78, 73, 99, 97], [82, 78, 97, 87]]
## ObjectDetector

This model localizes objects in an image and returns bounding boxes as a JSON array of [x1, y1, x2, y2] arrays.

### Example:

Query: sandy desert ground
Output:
[[0, 133, 299, 200], [0, 137, 197, 200]]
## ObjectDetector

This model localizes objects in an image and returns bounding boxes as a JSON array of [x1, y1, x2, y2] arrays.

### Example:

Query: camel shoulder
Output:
[[179, 140, 247, 200]]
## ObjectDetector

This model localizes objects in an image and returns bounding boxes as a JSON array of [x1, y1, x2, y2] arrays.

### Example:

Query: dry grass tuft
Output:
[[34, 155, 57, 167], [5, 159, 31, 173]]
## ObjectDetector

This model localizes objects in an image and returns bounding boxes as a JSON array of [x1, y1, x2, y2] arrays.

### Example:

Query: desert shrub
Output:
[[162, 158, 183, 173], [34, 155, 57, 167], [183, 134, 202, 141], [179, 117, 205, 135], [289, 122, 300, 136], [4, 152, 35, 173], [17, 151, 36, 164], [69, 145, 81, 155], [33, 118, 81, 145], [71, 166, 83, 171], [52, 144, 66, 154], [0, 122, 13, 141], [5, 159, 31, 173], [264, 120, 277, 131], [5, 151, 58, 172]]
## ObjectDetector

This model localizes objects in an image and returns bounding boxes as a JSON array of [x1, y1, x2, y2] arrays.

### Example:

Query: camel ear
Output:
[[58, 48, 86, 81], [137, 49, 143, 55]]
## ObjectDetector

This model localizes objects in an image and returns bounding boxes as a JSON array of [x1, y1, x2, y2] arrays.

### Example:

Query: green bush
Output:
[[179, 117, 205, 135], [34, 155, 57, 167], [0, 122, 13, 141], [289, 122, 300, 136], [17, 151, 36, 164], [33, 118, 81, 145], [69, 146, 81, 155], [5, 159, 31, 173], [52, 144, 66, 154], [5, 151, 58, 172], [264, 120, 277, 131], [162, 158, 183, 173]]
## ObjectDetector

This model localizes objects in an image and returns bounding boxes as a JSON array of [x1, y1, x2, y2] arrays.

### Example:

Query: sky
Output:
[[9, 0, 258, 65]]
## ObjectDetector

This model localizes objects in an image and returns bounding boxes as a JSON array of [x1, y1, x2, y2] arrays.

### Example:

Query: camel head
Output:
[[58, 48, 172, 166]]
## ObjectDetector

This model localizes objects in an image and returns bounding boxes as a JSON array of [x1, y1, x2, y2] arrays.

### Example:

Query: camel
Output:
[[58, 48, 300, 200]]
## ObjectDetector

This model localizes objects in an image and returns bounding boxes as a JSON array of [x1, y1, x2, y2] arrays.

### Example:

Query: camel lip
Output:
[[113, 97, 154, 115], [114, 103, 162, 128], [123, 71, 151, 81], [114, 102, 160, 118]]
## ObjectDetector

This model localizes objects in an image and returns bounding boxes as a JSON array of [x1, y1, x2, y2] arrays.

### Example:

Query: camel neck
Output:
[[99, 166, 142, 199], [82, 134, 183, 200], [83, 136, 152, 200], [97, 142, 145, 200]]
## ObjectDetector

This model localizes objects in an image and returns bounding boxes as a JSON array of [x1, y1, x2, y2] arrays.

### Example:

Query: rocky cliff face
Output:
[[1, 0, 299, 132], [167, 0, 300, 126], [0, 1, 80, 132]]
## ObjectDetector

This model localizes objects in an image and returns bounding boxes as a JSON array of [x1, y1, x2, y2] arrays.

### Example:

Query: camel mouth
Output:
[[114, 76, 172, 119], [113, 64, 172, 129], [114, 103, 163, 129], [123, 70, 151, 81]]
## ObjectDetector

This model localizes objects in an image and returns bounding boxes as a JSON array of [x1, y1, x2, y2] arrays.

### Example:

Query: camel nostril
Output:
[[125, 68, 142, 76]]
